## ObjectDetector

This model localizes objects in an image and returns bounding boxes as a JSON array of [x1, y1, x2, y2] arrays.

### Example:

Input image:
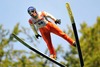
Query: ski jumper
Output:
[[28, 11, 75, 56]]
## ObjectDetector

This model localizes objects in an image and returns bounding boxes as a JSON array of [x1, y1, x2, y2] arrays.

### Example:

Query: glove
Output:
[[55, 19, 61, 24], [35, 34, 41, 39], [73, 41, 76, 47]]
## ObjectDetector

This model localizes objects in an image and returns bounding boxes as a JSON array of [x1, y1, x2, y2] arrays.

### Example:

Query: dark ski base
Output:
[[66, 3, 84, 67], [11, 33, 65, 67]]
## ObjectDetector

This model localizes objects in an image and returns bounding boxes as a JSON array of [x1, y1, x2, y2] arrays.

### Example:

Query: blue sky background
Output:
[[0, 0, 100, 61]]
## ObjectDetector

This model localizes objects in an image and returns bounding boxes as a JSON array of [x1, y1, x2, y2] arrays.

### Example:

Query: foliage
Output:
[[0, 17, 100, 67], [80, 16, 100, 67], [63, 16, 100, 67], [0, 23, 64, 67]]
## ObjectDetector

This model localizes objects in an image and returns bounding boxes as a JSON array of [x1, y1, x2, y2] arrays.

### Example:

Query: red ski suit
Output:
[[29, 11, 75, 56]]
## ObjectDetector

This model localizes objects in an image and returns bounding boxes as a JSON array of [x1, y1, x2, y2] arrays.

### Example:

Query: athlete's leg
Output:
[[48, 22, 75, 46], [39, 26, 56, 57]]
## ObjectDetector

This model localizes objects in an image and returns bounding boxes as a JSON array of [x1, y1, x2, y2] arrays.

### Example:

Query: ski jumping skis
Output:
[[11, 33, 65, 67], [66, 3, 84, 67]]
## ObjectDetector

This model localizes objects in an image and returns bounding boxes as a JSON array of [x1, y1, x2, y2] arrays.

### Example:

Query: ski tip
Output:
[[66, 2, 69, 5], [66, 3, 70, 8], [66, 2, 69, 4]]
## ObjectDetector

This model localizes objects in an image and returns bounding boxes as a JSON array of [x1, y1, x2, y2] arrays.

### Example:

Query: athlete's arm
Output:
[[43, 11, 56, 21], [29, 19, 38, 35]]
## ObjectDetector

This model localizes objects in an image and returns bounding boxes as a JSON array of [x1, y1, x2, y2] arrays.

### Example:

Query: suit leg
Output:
[[39, 27, 56, 56], [49, 22, 75, 46]]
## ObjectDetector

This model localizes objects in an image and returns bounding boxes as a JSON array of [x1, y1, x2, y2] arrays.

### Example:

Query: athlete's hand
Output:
[[35, 34, 41, 39], [55, 19, 61, 24]]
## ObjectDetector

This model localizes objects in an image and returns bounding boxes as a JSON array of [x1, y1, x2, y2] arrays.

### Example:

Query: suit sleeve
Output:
[[29, 19, 38, 35], [42, 11, 57, 21]]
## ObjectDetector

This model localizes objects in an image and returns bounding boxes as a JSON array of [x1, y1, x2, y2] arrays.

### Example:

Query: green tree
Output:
[[80, 16, 100, 67], [1, 16, 100, 67], [0, 23, 64, 67], [0, 23, 23, 67], [63, 16, 100, 67]]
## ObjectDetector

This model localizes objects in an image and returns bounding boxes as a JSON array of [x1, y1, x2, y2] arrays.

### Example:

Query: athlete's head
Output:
[[27, 6, 38, 18]]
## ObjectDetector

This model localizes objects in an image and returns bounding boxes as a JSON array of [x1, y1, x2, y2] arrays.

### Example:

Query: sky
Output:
[[0, 0, 100, 60]]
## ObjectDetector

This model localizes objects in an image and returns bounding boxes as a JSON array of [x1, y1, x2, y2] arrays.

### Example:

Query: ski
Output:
[[66, 3, 84, 67], [11, 33, 65, 67]]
